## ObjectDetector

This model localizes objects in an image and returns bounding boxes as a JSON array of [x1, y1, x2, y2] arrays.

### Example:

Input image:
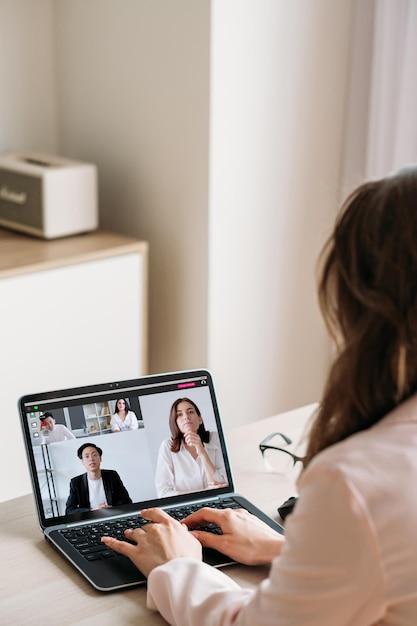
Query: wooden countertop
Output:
[[0, 227, 148, 279]]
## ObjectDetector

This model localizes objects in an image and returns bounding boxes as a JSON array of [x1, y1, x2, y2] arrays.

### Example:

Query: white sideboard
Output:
[[0, 228, 148, 502]]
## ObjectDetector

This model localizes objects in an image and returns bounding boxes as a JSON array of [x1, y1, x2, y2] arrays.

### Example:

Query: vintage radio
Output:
[[0, 152, 98, 239]]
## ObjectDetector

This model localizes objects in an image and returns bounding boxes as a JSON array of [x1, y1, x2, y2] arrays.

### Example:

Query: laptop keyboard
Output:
[[59, 497, 242, 561]]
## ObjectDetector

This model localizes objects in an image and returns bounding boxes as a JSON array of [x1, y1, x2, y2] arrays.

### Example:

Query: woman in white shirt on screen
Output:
[[154, 397, 228, 497], [103, 167, 417, 625], [110, 398, 139, 432]]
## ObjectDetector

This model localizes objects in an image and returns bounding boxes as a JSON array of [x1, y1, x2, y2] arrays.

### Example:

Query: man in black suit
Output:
[[65, 442, 132, 515]]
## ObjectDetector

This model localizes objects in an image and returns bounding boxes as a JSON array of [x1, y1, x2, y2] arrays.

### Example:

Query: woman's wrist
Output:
[[252, 536, 285, 565]]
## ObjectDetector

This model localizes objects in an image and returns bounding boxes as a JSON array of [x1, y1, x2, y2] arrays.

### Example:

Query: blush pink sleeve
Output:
[[146, 463, 386, 626], [147, 558, 255, 625]]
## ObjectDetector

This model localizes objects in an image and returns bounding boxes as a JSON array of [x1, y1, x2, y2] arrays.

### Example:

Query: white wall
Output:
[[342, 0, 376, 199], [1, 0, 357, 432], [208, 0, 355, 426], [0, 0, 58, 153], [54, 0, 211, 375]]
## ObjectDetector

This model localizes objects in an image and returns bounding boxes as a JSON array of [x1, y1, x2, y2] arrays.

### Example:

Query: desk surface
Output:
[[0, 403, 316, 625]]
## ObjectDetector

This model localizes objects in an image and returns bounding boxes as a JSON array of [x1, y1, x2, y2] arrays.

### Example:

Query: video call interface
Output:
[[23, 374, 231, 522]]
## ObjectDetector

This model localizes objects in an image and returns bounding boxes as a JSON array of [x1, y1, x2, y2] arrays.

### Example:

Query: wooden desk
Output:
[[0, 403, 316, 625]]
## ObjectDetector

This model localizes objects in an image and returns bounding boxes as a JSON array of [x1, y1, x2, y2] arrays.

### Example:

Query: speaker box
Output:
[[0, 152, 98, 239]]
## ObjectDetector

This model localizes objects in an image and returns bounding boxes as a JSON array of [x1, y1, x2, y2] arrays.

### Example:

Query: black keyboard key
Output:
[[79, 544, 109, 555]]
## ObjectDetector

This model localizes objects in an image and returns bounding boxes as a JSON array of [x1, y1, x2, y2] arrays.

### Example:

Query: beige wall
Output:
[[0, 0, 58, 153], [208, 0, 354, 425], [1, 0, 357, 428], [54, 0, 211, 375]]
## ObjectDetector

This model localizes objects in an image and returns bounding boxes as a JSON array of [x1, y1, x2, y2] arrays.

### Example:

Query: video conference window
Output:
[[25, 384, 229, 520]]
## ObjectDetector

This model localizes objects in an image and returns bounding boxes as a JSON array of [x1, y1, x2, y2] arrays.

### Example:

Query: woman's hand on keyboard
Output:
[[184, 508, 285, 565], [101, 508, 202, 577]]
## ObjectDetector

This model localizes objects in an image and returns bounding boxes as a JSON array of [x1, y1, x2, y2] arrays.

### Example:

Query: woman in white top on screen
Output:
[[103, 167, 417, 624], [154, 397, 228, 497], [110, 398, 139, 432]]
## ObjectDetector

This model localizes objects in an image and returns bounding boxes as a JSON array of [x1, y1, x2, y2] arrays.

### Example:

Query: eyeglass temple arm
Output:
[[260, 432, 292, 446]]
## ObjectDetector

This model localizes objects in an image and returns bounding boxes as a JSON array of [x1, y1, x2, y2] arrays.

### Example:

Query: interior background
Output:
[[1, 0, 416, 429]]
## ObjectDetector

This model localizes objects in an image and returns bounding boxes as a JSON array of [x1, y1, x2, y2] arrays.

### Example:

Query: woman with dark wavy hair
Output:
[[110, 398, 139, 432], [103, 167, 417, 625], [154, 397, 228, 497]]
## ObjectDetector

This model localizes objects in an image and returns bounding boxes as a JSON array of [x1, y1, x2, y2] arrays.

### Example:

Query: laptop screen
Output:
[[19, 369, 233, 528]]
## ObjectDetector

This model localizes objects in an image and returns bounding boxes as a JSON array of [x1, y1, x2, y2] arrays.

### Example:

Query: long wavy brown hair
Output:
[[304, 166, 417, 467]]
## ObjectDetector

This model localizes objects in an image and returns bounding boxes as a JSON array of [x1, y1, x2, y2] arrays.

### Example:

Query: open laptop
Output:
[[19, 368, 284, 591]]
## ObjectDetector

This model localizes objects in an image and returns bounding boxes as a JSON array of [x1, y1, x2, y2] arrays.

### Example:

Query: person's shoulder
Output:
[[299, 410, 413, 498], [102, 468, 118, 476], [157, 438, 174, 458], [71, 473, 85, 484], [102, 469, 123, 484]]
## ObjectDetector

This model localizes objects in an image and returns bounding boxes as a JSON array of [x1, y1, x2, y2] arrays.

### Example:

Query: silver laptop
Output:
[[19, 369, 283, 591]]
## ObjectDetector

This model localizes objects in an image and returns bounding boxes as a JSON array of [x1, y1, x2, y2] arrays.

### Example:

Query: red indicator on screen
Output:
[[177, 382, 196, 389]]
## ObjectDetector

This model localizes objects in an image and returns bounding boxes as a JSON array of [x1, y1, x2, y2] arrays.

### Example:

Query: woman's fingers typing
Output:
[[183, 507, 284, 566], [101, 507, 202, 577]]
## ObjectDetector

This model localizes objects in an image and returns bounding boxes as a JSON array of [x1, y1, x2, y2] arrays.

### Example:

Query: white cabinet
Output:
[[0, 228, 148, 502]]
